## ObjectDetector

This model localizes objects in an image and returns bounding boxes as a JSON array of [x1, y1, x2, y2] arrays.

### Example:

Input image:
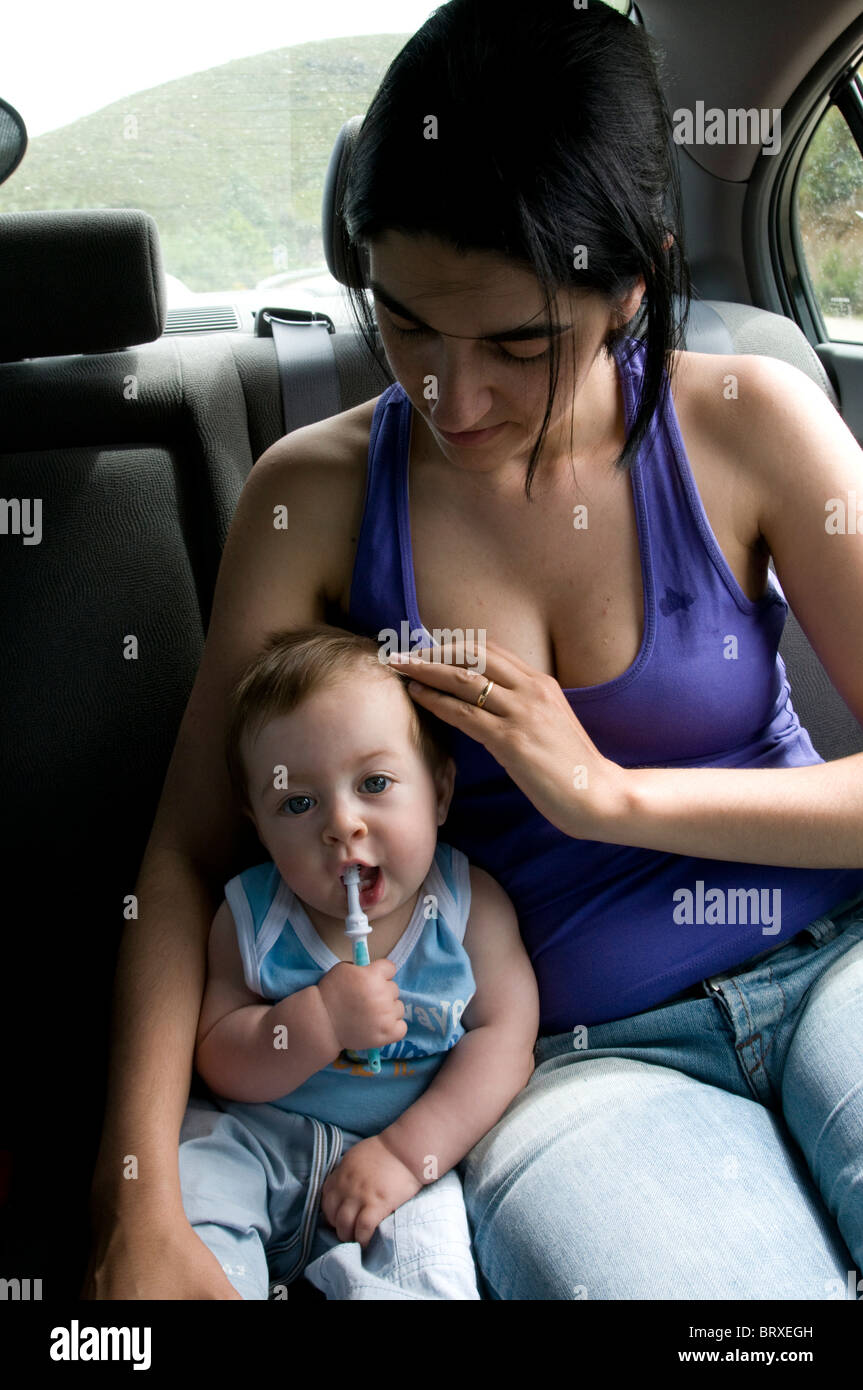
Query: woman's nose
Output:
[[427, 340, 495, 432]]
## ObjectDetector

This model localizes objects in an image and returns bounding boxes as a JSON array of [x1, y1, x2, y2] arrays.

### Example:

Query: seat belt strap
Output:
[[266, 312, 342, 435]]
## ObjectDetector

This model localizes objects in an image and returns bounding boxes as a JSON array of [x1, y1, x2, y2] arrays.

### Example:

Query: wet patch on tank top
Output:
[[659, 585, 696, 616]]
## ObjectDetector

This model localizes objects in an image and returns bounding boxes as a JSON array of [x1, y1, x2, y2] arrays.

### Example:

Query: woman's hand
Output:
[[387, 637, 630, 840], [80, 1205, 244, 1300], [319, 1135, 422, 1248]]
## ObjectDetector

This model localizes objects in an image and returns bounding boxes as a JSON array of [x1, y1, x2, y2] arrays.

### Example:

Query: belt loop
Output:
[[803, 916, 838, 947]]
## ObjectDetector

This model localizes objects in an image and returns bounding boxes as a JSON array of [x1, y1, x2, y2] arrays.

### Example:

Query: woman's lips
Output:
[[436, 422, 506, 447]]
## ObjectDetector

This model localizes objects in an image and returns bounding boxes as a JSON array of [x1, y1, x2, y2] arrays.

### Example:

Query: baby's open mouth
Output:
[[339, 862, 385, 910], [357, 865, 379, 889], [339, 863, 380, 888]]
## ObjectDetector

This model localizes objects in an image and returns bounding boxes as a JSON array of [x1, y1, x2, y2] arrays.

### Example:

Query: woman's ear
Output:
[[617, 275, 646, 326], [619, 234, 674, 323], [645, 232, 675, 282]]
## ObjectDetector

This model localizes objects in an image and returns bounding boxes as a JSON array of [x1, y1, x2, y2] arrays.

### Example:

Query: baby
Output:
[[178, 623, 539, 1300]]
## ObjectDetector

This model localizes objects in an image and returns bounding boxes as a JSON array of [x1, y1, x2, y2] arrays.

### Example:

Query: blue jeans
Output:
[[458, 888, 863, 1300]]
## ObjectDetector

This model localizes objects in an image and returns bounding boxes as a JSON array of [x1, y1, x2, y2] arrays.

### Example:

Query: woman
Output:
[[83, 0, 863, 1299]]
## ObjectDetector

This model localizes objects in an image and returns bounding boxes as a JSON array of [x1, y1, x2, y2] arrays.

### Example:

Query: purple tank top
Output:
[[347, 336, 863, 1031]]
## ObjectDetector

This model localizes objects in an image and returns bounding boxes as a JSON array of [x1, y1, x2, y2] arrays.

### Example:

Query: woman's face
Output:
[[367, 229, 642, 478]]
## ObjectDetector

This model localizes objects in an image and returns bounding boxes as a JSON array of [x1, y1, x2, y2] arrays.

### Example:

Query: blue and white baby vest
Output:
[[223, 842, 477, 1138]]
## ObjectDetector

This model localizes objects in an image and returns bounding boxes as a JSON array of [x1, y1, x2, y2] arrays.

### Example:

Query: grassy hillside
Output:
[[0, 35, 408, 290], [5, 37, 859, 315]]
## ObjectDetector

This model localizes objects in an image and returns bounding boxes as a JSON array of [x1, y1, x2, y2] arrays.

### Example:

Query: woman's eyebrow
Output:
[[369, 280, 570, 342]]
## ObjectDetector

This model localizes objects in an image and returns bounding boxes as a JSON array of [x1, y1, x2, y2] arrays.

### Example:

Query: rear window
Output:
[[795, 62, 863, 344], [0, 3, 441, 320]]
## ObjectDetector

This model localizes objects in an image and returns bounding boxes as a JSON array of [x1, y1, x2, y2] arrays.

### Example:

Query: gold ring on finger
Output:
[[475, 679, 495, 709]]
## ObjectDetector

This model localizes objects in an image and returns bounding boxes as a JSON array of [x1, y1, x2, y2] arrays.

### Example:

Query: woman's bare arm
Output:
[[83, 417, 366, 1296], [618, 356, 863, 866]]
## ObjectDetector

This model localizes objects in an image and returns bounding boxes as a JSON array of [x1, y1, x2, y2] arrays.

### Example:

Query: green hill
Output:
[[0, 35, 408, 290]]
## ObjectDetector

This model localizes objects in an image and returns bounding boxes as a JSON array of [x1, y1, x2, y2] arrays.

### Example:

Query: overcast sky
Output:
[[2, 1, 440, 137]]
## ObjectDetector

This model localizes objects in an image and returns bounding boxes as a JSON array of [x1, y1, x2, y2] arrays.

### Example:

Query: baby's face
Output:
[[242, 671, 453, 928]]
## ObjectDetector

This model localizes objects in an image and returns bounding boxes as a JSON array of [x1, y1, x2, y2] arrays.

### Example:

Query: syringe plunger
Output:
[[341, 864, 372, 940]]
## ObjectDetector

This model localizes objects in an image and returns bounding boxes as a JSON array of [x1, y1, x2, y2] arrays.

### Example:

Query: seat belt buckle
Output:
[[256, 308, 336, 338]]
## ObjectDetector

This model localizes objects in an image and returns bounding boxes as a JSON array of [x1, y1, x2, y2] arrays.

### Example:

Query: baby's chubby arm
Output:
[[194, 900, 335, 1099], [375, 865, 539, 1183]]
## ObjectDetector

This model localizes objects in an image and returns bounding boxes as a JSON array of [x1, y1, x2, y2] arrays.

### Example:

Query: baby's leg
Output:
[[178, 1095, 273, 1300], [303, 1157, 481, 1301]]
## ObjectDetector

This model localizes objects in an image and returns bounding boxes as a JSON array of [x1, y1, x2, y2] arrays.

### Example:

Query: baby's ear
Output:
[[435, 757, 457, 824]]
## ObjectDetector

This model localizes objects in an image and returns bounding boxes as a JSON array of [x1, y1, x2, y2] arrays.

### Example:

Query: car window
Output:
[[795, 62, 863, 345], [0, 2, 442, 324]]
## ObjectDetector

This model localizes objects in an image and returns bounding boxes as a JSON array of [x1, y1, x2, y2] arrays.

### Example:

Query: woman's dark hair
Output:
[[339, 0, 691, 499]]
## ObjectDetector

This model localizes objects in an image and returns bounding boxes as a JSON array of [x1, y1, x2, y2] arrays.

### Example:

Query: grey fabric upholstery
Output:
[[704, 300, 840, 409], [771, 580, 863, 761], [0, 208, 165, 361], [680, 299, 735, 354], [0, 203, 394, 1297], [0, 224, 254, 1295]]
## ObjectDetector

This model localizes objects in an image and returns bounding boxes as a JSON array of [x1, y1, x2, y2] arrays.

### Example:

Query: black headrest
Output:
[[0, 207, 166, 362], [322, 116, 367, 290]]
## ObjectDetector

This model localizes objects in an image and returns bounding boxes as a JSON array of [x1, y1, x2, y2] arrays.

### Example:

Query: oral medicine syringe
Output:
[[340, 864, 381, 1073]]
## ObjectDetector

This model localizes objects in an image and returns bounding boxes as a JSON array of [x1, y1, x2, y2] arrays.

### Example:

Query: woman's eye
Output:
[[384, 314, 548, 364], [498, 339, 552, 360], [282, 795, 314, 815], [386, 316, 425, 337], [362, 775, 391, 794]]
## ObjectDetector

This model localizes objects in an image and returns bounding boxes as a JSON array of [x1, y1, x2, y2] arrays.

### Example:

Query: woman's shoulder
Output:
[[668, 345, 819, 448], [246, 394, 385, 611], [666, 347, 805, 540]]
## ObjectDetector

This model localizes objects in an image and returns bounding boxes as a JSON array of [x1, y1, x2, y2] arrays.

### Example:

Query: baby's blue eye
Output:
[[283, 795, 314, 815], [362, 775, 391, 794]]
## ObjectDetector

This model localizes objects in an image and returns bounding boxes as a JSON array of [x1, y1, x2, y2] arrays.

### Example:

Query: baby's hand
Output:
[[319, 1136, 423, 1247], [317, 958, 407, 1054]]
